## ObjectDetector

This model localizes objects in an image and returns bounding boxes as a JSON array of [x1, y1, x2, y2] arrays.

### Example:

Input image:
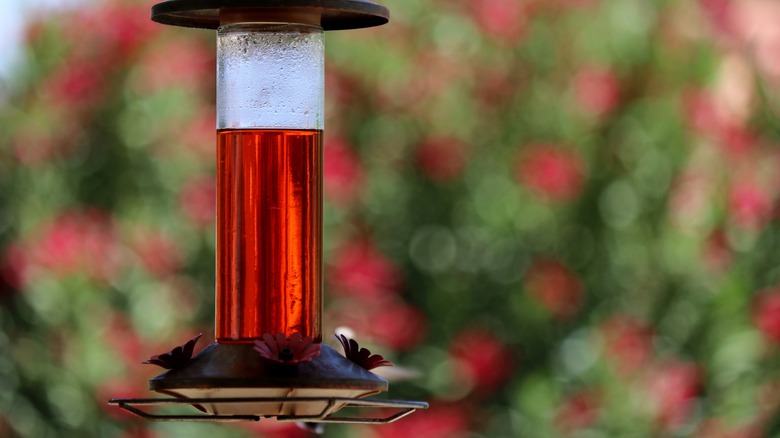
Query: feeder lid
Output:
[[151, 0, 389, 30]]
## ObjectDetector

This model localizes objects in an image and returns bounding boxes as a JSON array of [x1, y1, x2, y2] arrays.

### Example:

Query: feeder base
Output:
[[149, 343, 387, 417]]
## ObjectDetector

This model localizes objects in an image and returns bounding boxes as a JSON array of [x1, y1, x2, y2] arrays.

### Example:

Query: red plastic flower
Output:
[[336, 334, 393, 370], [254, 333, 321, 365], [143, 333, 202, 369]]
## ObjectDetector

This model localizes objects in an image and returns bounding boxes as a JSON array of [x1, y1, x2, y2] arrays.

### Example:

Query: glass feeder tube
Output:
[[216, 23, 324, 343]]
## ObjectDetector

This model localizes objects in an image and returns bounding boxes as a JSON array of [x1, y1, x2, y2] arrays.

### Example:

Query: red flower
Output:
[[324, 137, 364, 204], [369, 300, 428, 350], [65, 2, 157, 59], [470, 0, 529, 43], [335, 334, 393, 370], [143, 333, 202, 369], [683, 89, 726, 138], [646, 361, 701, 430], [753, 289, 780, 344], [573, 67, 621, 118], [599, 316, 654, 375], [329, 239, 402, 299], [681, 89, 756, 158], [728, 180, 773, 231], [254, 333, 321, 365], [555, 391, 600, 433], [128, 229, 182, 278], [516, 145, 585, 202], [47, 60, 107, 107], [134, 36, 214, 94], [699, 0, 736, 36], [415, 137, 468, 182], [12, 209, 122, 286], [524, 259, 584, 319], [450, 328, 514, 397], [179, 177, 216, 227]]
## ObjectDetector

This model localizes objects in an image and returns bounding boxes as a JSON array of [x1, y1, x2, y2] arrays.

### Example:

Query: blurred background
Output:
[[2, 0, 780, 436]]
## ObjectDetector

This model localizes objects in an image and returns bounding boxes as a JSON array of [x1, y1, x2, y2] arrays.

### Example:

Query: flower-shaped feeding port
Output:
[[254, 332, 321, 365], [143, 333, 202, 370], [336, 334, 393, 371]]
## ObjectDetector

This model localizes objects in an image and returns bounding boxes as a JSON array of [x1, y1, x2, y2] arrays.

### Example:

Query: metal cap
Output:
[[151, 0, 389, 30]]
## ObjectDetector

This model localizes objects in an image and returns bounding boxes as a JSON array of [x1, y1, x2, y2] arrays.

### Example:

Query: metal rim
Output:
[[108, 396, 429, 423], [151, 0, 389, 30]]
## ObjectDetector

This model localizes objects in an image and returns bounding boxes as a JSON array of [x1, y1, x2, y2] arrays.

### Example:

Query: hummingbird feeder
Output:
[[108, 0, 427, 424]]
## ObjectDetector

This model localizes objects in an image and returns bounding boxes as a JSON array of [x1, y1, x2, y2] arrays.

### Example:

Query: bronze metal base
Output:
[[149, 343, 388, 417]]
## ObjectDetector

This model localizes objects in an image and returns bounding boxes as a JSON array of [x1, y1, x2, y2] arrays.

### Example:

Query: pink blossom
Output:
[[699, 0, 736, 36], [719, 124, 757, 158], [11, 210, 122, 286], [683, 89, 726, 138], [134, 36, 214, 94], [524, 258, 584, 319], [730, 0, 780, 82], [681, 89, 755, 158], [753, 288, 780, 344], [573, 67, 621, 118], [599, 316, 654, 375], [415, 137, 468, 182], [728, 180, 773, 230], [555, 391, 600, 433], [646, 361, 701, 430], [516, 145, 586, 202], [450, 328, 514, 396], [323, 137, 364, 204], [179, 177, 216, 227], [65, 2, 157, 59], [128, 230, 181, 278], [364, 299, 427, 350], [42, 59, 107, 110], [329, 240, 402, 299], [470, 0, 528, 43]]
